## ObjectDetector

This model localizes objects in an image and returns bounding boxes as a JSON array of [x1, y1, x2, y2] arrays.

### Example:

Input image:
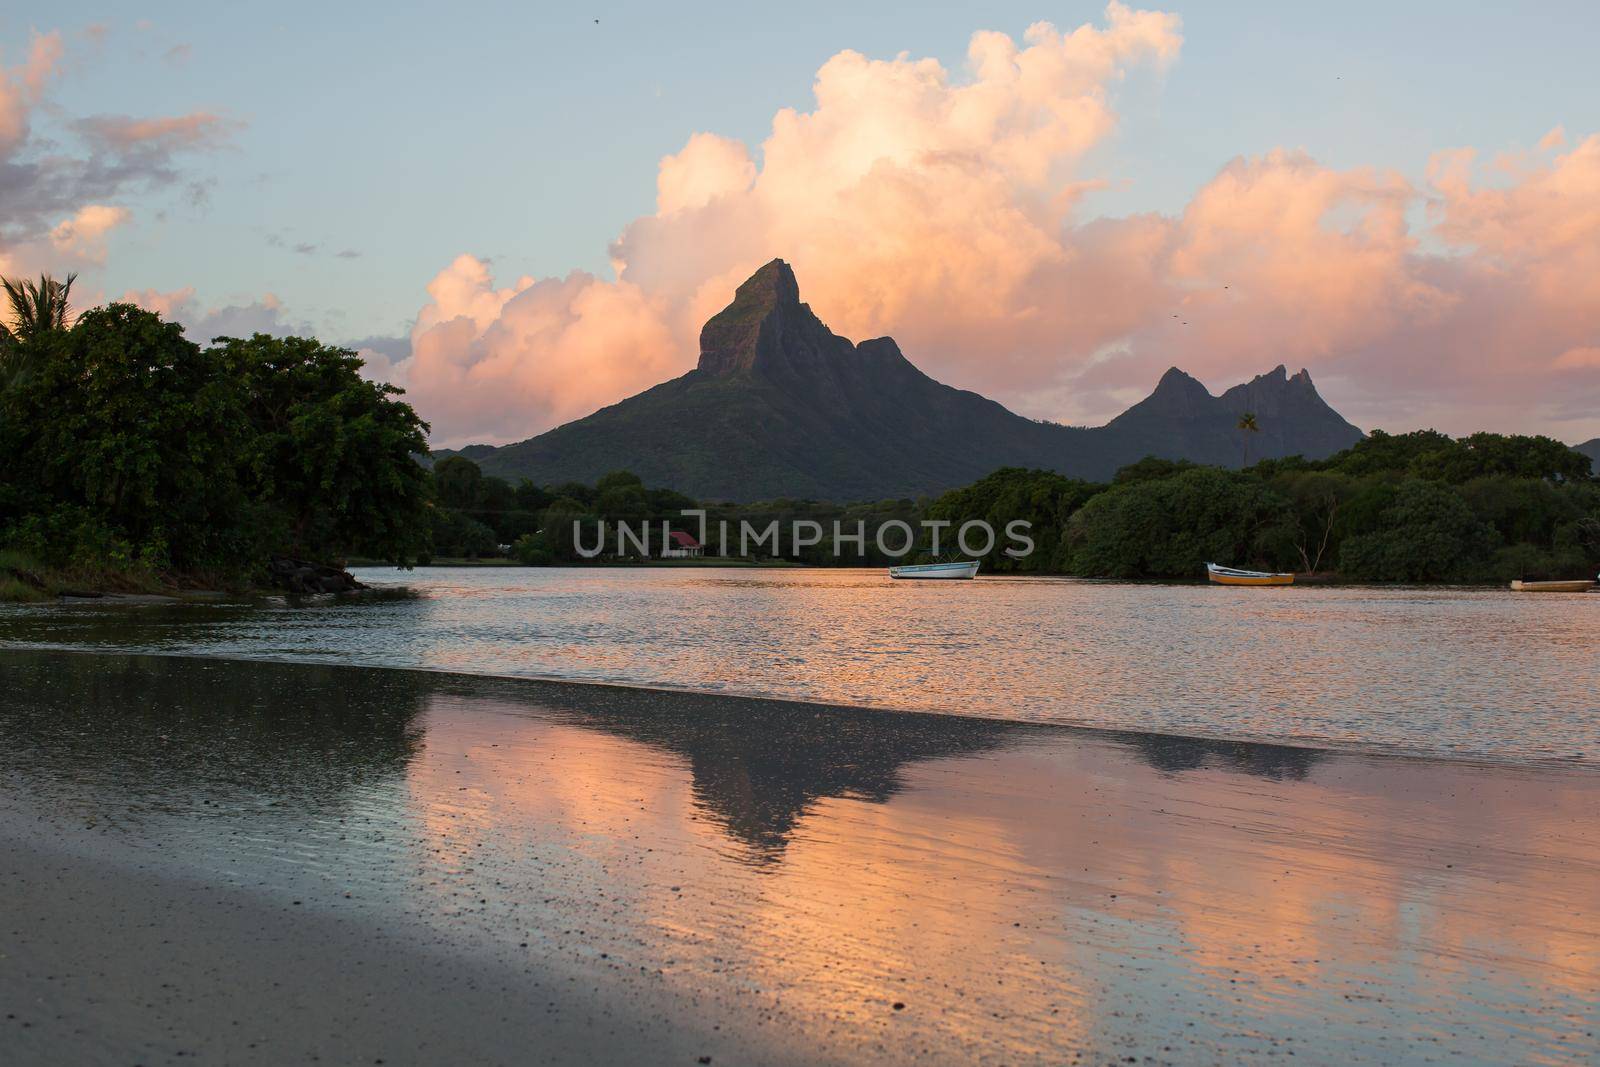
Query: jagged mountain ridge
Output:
[[444, 260, 1364, 500]]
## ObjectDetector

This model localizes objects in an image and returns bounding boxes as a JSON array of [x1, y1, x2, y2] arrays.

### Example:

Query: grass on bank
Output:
[[0, 548, 66, 601], [0, 548, 251, 603]]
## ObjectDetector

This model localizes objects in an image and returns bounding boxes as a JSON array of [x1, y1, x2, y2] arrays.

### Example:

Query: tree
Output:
[[1337, 480, 1499, 581], [1067, 467, 1293, 578], [432, 456, 486, 511], [1325, 429, 1456, 478], [542, 496, 596, 561], [924, 467, 1099, 572], [514, 479, 553, 515], [429, 507, 498, 558], [1270, 470, 1356, 574], [595, 470, 644, 493], [212, 333, 433, 565], [2, 272, 77, 341], [1, 273, 77, 388], [511, 531, 555, 565], [1236, 412, 1260, 467], [1113, 456, 1195, 485], [1, 303, 251, 570], [1460, 475, 1581, 547], [1413, 432, 1595, 484], [1, 302, 435, 581]]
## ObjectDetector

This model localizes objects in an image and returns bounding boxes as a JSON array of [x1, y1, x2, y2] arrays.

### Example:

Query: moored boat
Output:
[[1509, 579, 1595, 592], [1206, 563, 1294, 586], [888, 560, 980, 580]]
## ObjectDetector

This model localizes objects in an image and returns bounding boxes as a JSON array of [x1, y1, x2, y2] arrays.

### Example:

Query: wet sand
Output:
[[2, 650, 1597, 1065], [3, 835, 811, 1066]]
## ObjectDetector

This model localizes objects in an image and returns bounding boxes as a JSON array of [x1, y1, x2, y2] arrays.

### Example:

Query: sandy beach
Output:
[[2, 650, 1597, 1065]]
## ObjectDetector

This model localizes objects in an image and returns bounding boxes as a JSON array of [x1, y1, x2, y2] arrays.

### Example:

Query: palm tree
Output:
[[1237, 411, 1260, 467], [0, 272, 77, 390], [1, 272, 77, 342]]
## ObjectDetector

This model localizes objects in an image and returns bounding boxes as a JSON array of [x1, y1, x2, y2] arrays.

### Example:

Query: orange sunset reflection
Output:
[[393, 691, 1600, 1063]]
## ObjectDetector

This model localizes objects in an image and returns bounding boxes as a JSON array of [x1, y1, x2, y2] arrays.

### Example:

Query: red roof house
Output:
[[663, 530, 703, 557]]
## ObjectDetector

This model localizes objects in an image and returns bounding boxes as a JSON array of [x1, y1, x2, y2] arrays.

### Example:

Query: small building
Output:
[[661, 530, 703, 558]]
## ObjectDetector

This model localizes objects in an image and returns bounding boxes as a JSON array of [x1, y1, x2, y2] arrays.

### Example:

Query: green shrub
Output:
[[1067, 467, 1294, 578], [512, 533, 555, 566], [1337, 480, 1499, 581]]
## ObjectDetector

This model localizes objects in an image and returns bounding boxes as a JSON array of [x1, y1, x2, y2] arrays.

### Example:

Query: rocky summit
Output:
[[446, 259, 1365, 500]]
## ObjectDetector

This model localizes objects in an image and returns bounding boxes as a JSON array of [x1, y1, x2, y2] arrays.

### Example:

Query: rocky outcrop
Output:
[[267, 556, 366, 595]]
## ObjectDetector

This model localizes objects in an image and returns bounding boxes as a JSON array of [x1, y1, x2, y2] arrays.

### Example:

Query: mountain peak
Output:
[[1114, 366, 1214, 423], [697, 259, 806, 376], [1242, 364, 1289, 387], [741, 258, 800, 306], [1153, 366, 1210, 395]]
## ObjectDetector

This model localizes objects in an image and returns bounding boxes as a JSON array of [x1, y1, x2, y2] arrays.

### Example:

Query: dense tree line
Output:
[[427, 429, 1600, 581], [934, 432, 1600, 581], [1, 276, 432, 587], [429, 459, 921, 566], [426, 461, 698, 562]]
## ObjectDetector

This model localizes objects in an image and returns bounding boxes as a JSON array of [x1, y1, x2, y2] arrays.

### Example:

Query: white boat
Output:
[[1206, 562, 1294, 586], [888, 560, 980, 580]]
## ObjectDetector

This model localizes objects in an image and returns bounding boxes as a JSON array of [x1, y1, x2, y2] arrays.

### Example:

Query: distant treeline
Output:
[[430, 430, 1600, 581], [428, 457, 921, 566], [937, 431, 1600, 581]]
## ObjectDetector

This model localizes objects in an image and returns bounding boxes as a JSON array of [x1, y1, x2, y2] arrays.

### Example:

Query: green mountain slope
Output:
[[459, 260, 1364, 500], [1575, 438, 1600, 473]]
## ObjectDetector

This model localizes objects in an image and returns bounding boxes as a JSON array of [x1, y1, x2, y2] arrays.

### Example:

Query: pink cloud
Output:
[[49, 204, 131, 261], [367, 4, 1600, 447], [122, 287, 307, 340], [405, 262, 681, 442], [1554, 346, 1600, 370], [398, 3, 1185, 446], [655, 132, 756, 215], [75, 111, 236, 152], [120, 286, 197, 319], [0, 31, 63, 157], [0, 27, 239, 292]]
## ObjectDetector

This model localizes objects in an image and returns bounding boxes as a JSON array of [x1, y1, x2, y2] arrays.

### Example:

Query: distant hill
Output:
[[1576, 438, 1600, 473], [448, 260, 1364, 500]]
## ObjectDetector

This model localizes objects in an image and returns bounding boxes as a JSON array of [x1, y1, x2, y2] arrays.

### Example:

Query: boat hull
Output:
[[1206, 563, 1294, 586], [1509, 580, 1594, 592], [888, 561, 980, 580]]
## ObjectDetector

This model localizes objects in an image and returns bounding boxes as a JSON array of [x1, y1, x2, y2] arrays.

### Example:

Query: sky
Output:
[[4, 1, 1600, 447]]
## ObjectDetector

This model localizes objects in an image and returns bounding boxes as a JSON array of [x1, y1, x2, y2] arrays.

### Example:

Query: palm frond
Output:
[[0, 271, 77, 341]]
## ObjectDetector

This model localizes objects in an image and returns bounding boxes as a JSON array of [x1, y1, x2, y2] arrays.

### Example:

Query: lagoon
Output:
[[2, 567, 1596, 763]]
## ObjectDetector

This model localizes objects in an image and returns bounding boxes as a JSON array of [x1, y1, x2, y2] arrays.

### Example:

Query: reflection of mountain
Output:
[[1120, 732, 1324, 780], [516, 682, 1022, 861], [0, 651, 427, 815], [5, 651, 1331, 861]]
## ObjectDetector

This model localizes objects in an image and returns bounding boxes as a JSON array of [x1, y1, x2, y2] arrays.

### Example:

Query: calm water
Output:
[[4, 652, 1597, 1064], [1, 566, 1597, 762]]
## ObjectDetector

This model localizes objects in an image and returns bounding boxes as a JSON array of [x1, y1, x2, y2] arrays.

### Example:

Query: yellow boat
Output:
[[1206, 563, 1294, 586], [1509, 579, 1595, 592]]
